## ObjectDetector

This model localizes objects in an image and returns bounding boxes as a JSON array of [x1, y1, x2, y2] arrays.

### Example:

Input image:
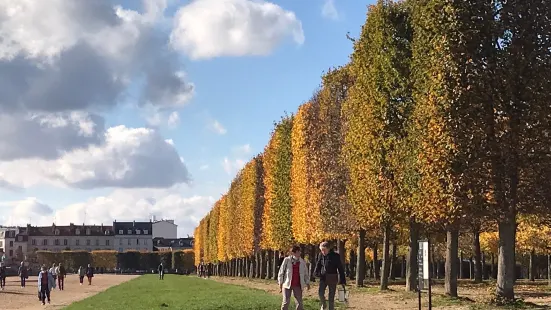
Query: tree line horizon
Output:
[[193, 0, 551, 303]]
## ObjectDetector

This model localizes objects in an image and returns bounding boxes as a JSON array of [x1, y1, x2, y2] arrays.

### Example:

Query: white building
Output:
[[152, 219, 178, 239], [113, 220, 153, 252]]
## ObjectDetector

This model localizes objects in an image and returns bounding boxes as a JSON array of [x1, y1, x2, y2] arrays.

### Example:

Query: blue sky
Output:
[[0, 0, 372, 236]]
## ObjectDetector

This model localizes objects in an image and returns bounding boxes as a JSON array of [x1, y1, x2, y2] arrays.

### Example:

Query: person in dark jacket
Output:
[[57, 263, 66, 290], [314, 241, 346, 310], [85, 264, 94, 285], [158, 262, 164, 280], [18, 261, 28, 288], [0, 262, 6, 290]]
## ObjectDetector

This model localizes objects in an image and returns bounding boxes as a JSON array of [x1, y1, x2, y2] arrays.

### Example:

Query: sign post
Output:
[[418, 240, 432, 310]]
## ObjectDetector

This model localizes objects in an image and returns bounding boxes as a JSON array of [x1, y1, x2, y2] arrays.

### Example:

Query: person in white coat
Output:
[[278, 245, 310, 310]]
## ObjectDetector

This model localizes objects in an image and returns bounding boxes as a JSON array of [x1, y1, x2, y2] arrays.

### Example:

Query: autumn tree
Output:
[[217, 195, 229, 263], [343, 0, 413, 290], [261, 116, 294, 252], [207, 204, 219, 264]]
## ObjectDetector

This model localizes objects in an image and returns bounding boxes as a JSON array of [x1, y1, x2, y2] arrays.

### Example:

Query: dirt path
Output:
[[212, 277, 551, 309], [1, 274, 139, 310]]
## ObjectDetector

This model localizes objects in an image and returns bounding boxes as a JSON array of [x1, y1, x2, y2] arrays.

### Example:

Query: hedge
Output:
[[36, 250, 193, 272]]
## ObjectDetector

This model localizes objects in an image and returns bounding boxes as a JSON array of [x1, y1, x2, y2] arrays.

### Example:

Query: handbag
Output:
[[325, 273, 339, 285]]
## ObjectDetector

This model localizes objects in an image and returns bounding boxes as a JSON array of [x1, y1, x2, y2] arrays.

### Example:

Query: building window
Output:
[[75, 229, 80, 235], [105, 230, 110, 235], [0, 241, 2, 247], [144, 239, 148, 245], [86, 229, 91, 235], [9, 241, 13, 247], [127, 229, 132, 234], [42, 239, 47, 246], [136, 230, 141, 235], [76, 239, 80, 246], [106, 240, 110, 246], [136, 239, 139, 245], [143, 230, 148, 234], [127, 239, 131, 245], [17, 236, 23, 241], [9, 250, 13, 256], [31, 239, 36, 246], [54, 229, 60, 235], [119, 239, 123, 245], [95, 239, 99, 246], [54, 239, 60, 246], [119, 230, 123, 234], [63, 239, 68, 246], [86, 239, 91, 246]]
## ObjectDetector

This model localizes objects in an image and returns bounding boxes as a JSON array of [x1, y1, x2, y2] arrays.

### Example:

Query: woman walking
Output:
[[38, 265, 54, 305], [85, 264, 94, 285], [78, 266, 85, 285], [0, 262, 6, 290], [277, 245, 310, 310], [49, 263, 57, 289]]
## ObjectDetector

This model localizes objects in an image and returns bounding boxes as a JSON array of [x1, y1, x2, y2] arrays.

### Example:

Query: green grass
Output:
[[64, 275, 341, 310]]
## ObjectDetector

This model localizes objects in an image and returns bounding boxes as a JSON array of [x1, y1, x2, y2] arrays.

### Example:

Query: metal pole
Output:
[[428, 238, 432, 310], [418, 284, 422, 310]]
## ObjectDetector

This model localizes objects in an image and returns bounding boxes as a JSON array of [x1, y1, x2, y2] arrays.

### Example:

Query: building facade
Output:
[[25, 224, 114, 252], [0, 227, 21, 262], [152, 219, 178, 239], [113, 221, 153, 252], [153, 237, 193, 252]]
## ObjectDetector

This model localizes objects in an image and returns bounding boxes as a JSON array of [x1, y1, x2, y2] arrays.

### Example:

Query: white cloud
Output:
[[0, 0, 194, 112], [199, 164, 209, 170], [167, 111, 180, 128], [222, 157, 246, 175], [321, 0, 339, 21], [170, 0, 305, 60], [0, 189, 215, 237], [0, 126, 190, 189], [233, 143, 252, 154], [209, 120, 227, 135]]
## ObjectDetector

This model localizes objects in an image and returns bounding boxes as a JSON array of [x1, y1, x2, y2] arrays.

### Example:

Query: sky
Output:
[[0, 0, 372, 237]]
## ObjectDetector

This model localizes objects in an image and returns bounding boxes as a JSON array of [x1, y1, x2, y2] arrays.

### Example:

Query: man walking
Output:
[[0, 262, 6, 290], [18, 261, 28, 288], [314, 241, 346, 310], [57, 263, 66, 290], [158, 262, 164, 280], [49, 263, 57, 289], [38, 265, 55, 305]]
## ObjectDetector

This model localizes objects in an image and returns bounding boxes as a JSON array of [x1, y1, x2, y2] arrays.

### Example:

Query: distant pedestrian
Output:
[[38, 265, 54, 305], [158, 262, 164, 280], [314, 241, 346, 310], [18, 261, 28, 288], [0, 262, 6, 290], [57, 263, 66, 290], [78, 266, 85, 285], [278, 245, 310, 310], [85, 264, 94, 285], [49, 263, 57, 289]]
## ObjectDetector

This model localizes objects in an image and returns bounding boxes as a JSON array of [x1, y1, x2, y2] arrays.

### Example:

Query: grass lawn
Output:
[[65, 275, 333, 310]]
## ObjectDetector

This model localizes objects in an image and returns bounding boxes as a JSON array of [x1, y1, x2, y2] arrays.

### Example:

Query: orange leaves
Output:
[[262, 116, 294, 251], [516, 215, 551, 255], [217, 195, 229, 262], [193, 226, 201, 265], [240, 157, 264, 256]]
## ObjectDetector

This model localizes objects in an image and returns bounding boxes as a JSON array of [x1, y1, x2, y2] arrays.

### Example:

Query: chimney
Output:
[[133, 220, 135, 226]]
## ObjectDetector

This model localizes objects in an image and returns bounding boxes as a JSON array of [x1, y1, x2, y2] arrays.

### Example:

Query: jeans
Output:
[[0, 276, 5, 288], [58, 276, 64, 290], [281, 286, 304, 310], [159, 271, 164, 280], [40, 287, 51, 304], [79, 276, 84, 284], [20, 276, 26, 287], [318, 279, 337, 310]]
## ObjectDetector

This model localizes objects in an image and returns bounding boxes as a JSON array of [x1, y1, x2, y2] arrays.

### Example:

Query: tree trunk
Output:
[[380, 223, 392, 290], [491, 253, 495, 279], [547, 254, 551, 287], [473, 230, 483, 283], [338, 240, 346, 267], [260, 250, 266, 279], [267, 250, 273, 279], [390, 242, 397, 280], [273, 251, 279, 280], [459, 251, 464, 280], [406, 219, 419, 292], [445, 229, 459, 297], [310, 246, 317, 282], [529, 249, 535, 281], [496, 218, 516, 300], [349, 250, 356, 280], [373, 245, 379, 280], [469, 257, 474, 279], [356, 229, 366, 287], [401, 256, 406, 279], [481, 252, 486, 280]]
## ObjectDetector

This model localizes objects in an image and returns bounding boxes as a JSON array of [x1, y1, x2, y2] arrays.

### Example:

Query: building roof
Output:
[[25, 223, 113, 237], [113, 221, 152, 235], [153, 237, 193, 249]]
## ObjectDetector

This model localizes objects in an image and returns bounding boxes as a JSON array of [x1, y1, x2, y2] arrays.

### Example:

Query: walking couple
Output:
[[277, 241, 346, 310]]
